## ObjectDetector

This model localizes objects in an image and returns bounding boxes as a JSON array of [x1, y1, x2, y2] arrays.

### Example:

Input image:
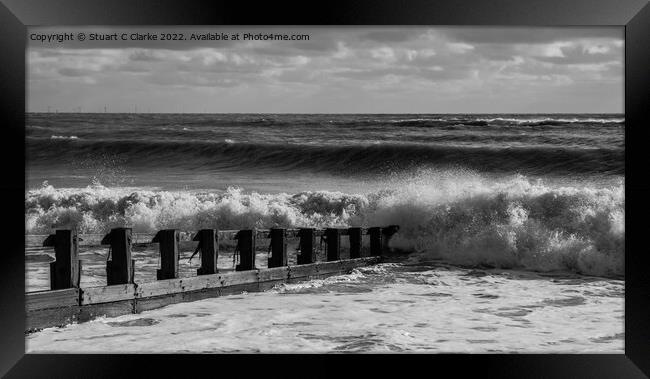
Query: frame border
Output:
[[1, 0, 648, 377]]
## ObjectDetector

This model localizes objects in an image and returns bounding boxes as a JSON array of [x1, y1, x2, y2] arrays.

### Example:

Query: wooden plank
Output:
[[173, 274, 224, 292], [135, 292, 185, 313], [339, 257, 380, 271], [288, 263, 320, 280], [26, 307, 80, 332], [25, 255, 384, 333], [77, 300, 135, 322], [220, 282, 260, 296], [258, 266, 289, 282], [315, 260, 345, 275], [135, 275, 225, 298], [26, 288, 79, 311], [136, 270, 264, 298], [80, 284, 136, 305], [258, 280, 286, 291], [136, 279, 185, 298], [181, 287, 222, 303], [220, 270, 260, 287]]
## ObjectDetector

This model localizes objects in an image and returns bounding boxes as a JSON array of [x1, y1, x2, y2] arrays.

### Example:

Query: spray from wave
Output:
[[25, 170, 623, 278]]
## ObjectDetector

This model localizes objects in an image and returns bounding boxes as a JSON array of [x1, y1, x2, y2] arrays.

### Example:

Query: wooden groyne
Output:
[[25, 225, 399, 333]]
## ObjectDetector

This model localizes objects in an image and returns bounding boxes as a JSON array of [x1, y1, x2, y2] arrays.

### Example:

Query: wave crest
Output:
[[25, 172, 624, 278]]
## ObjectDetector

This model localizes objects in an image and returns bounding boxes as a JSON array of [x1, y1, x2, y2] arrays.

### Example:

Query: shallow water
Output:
[[26, 257, 624, 353]]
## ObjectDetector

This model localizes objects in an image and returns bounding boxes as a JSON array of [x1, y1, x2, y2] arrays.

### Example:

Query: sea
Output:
[[25, 113, 625, 353]]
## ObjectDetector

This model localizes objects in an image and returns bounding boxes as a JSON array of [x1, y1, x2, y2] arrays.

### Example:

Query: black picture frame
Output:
[[1, 0, 648, 377]]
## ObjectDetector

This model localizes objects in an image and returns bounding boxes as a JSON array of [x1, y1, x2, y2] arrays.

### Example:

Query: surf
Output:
[[25, 171, 624, 278]]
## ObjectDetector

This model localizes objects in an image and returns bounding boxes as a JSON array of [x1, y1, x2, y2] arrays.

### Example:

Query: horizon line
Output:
[[25, 111, 625, 115]]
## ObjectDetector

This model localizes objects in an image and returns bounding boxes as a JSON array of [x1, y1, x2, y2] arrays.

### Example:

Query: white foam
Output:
[[25, 266, 624, 353], [25, 170, 624, 277], [50, 135, 79, 140]]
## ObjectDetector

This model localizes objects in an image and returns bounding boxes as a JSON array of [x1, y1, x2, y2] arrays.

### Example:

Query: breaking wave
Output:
[[25, 170, 624, 278]]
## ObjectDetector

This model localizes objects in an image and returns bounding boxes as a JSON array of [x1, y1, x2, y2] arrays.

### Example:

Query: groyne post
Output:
[[268, 228, 288, 268], [325, 228, 342, 261], [348, 227, 363, 259], [43, 229, 80, 290], [297, 228, 315, 264], [102, 227, 134, 285], [369, 227, 382, 256], [194, 229, 218, 275], [153, 229, 179, 280], [235, 229, 256, 271], [381, 225, 400, 254]]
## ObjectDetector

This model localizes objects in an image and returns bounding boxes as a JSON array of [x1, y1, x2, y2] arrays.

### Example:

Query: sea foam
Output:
[[25, 170, 623, 278]]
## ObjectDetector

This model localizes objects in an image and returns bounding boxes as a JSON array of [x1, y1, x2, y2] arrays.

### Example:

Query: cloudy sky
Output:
[[27, 26, 623, 113]]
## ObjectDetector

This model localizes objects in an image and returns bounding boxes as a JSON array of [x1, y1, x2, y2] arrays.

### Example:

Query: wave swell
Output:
[[27, 138, 623, 176]]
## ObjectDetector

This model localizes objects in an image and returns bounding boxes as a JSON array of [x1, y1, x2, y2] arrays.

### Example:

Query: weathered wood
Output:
[[102, 228, 134, 285], [316, 260, 344, 275], [138, 271, 259, 297], [153, 229, 180, 280], [26, 307, 80, 332], [325, 228, 342, 261], [382, 225, 400, 254], [26, 288, 79, 311], [219, 282, 260, 295], [179, 287, 223, 303], [369, 227, 382, 256], [136, 279, 186, 298], [339, 257, 378, 272], [297, 228, 315, 264], [43, 229, 80, 290], [80, 284, 136, 305], [348, 227, 363, 259], [258, 266, 289, 282], [194, 229, 218, 275], [268, 228, 287, 268], [258, 280, 285, 291], [220, 270, 259, 287], [135, 292, 186, 313], [235, 229, 256, 271], [77, 300, 135, 322], [25, 255, 383, 333], [288, 262, 320, 281], [149, 274, 224, 295]]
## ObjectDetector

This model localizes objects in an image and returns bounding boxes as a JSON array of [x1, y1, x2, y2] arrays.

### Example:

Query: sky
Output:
[[27, 26, 624, 113]]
